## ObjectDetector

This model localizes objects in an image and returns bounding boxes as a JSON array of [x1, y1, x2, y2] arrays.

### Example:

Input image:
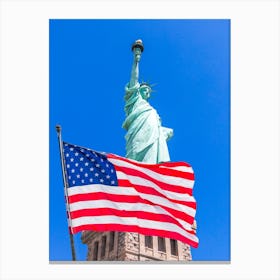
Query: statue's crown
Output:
[[140, 82, 151, 87], [140, 81, 157, 93]]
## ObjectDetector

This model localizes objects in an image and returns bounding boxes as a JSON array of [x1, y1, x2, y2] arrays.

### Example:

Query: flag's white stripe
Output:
[[67, 184, 196, 216], [116, 171, 195, 202], [108, 158, 194, 189], [159, 165, 193, 173], [68, 184, 137, 196], [69, 199, 193, 231], [71, 215, 199, 244]]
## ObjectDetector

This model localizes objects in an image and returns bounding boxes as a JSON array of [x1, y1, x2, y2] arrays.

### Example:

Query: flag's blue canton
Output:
[[63, 142, 118, 188]]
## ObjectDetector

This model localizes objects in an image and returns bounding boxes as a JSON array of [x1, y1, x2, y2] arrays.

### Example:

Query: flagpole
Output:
[[56, 124, 76, 261]]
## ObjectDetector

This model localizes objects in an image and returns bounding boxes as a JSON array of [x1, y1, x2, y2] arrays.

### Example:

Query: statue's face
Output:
[[140, 85, 151, 100]]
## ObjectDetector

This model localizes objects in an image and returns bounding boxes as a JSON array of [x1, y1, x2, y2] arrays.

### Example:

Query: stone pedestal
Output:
[[81, 231, 193, 261]]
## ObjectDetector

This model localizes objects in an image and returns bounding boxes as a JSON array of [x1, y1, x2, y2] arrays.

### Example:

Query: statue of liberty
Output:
[[122, 39, 173, 164]]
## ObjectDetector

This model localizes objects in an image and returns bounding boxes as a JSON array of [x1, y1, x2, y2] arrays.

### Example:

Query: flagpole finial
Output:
[[56, 124, 61, 133]]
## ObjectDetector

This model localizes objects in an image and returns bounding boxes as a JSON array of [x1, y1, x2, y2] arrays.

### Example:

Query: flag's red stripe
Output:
[[156, 161, 191, 168], [116, 164, 194, 184], [71, 224, 198, 248], [152, 166, 194, 180], [115, 166, 193, 195], [68, 192, 195, 224], [153, 167, 195, 180], [108, 154, 194, 179], [118, 180, 196, 209], [70, 208, 195, 234], [108, 153, 191, 168]]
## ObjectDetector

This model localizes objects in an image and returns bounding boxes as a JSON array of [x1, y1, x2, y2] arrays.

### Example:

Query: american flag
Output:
[[63, 142, 199, 248]]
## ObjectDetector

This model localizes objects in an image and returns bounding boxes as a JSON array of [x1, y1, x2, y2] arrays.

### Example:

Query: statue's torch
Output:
[[132, 39, 144, 62]]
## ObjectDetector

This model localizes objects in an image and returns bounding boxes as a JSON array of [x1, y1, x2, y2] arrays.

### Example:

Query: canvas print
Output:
[[49, 19, 230, 262]]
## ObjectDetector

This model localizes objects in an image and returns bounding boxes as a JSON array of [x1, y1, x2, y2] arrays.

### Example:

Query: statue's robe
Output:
[[122, 83, 172, 164]]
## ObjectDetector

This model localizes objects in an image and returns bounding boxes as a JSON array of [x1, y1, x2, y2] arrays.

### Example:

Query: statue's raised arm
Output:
[[129, 39, 144, 88]]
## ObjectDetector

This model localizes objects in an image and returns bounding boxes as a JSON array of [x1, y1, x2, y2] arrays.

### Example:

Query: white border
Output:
[[0, 0, 279, 279]]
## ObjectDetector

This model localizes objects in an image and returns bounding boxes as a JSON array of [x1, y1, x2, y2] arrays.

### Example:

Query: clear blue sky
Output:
[[49, 19, 230, 261]]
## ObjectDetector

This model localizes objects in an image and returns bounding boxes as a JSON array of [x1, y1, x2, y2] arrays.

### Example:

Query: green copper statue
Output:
[[122, 39, 173, 164]]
